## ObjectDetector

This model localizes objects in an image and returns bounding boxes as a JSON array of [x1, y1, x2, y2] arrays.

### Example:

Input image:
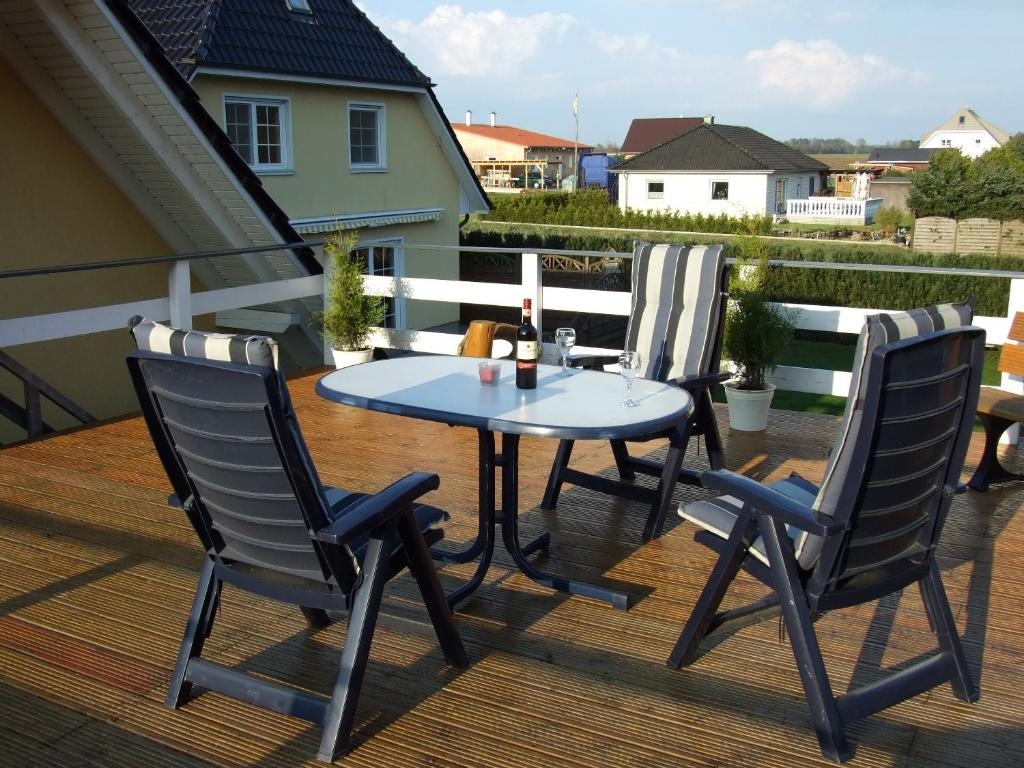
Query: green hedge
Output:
[[482, 189, 773, 235], [461, 224, 1020, 317]]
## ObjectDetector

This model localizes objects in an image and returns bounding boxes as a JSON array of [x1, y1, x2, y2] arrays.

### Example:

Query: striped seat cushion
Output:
[[624, 243, 726, 382], [679, 300, 974, 572], [130, 316, 279, 369]]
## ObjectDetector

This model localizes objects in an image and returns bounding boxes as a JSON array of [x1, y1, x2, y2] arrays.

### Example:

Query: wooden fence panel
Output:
[[913, 216, 957, 254], [1000, 220, 1024, 257], [956, 218, 1001, 256]]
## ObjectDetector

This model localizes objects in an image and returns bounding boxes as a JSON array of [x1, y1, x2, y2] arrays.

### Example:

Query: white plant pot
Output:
[[331, 347, 374, 369], [723, 382, 776, 432]]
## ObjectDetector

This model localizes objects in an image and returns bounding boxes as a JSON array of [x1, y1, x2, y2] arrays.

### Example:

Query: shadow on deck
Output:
[[0, 369, 1021, 767]]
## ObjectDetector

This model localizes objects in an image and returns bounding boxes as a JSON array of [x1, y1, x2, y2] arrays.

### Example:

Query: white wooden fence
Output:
[[786, 197, 883, 225]]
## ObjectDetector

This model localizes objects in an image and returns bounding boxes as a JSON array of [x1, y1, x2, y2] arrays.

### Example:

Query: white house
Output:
[[920, 107, 1009, 159], [613, 122, 828, 218]]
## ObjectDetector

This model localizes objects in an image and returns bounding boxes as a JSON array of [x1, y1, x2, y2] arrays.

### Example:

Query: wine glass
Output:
[[618, 351, 642, 407], [555, 327, 576, 377]]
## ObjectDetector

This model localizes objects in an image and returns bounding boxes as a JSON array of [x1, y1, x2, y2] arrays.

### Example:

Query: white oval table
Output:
[[317, 355, 694, 610]]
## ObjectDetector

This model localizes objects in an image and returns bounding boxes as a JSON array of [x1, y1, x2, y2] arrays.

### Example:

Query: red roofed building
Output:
[[451, 112, 593, 190], [621, 117, 708, 159]]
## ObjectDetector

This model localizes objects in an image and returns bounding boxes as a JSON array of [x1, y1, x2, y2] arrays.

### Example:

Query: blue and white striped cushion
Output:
[[130, 317, 279, 369], [624, 243, 726, 382]]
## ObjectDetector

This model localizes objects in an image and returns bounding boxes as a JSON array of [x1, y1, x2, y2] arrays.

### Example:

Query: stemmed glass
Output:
[[555, 327, 576, 377], [618, 351, 642, 407]]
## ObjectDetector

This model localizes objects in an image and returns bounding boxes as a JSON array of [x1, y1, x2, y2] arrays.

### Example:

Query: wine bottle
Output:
[[516, 298, 539, 389]]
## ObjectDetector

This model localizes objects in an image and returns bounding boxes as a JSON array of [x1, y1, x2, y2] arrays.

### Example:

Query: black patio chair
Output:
[[126, 319, 467, 763], [668, 310, 982, 762], [542, 242, 729, 540]]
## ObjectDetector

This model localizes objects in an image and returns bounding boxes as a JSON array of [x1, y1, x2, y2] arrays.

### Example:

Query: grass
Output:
[[713, 344, 1002, 419]]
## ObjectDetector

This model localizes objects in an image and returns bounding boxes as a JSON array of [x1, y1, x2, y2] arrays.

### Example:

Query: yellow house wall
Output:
[[192, 76, 463, 330], [0, 58, 175, 443]]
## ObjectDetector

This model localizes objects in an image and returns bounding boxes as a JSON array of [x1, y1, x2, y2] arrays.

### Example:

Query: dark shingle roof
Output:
[[126, 0, 429, 85], [867, 148, 939, 164], [614, 124, 829, 174], [621, 117, 705, 154]]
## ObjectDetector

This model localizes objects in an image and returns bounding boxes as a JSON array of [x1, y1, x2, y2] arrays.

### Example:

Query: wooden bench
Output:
[[968, 311, 1024, 490]]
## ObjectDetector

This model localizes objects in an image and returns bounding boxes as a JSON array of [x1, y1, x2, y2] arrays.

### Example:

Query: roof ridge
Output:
[[705, 124, 770, 170]]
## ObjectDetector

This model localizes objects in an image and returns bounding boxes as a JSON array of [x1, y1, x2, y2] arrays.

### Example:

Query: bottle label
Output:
[[517, 340, 538, 365]]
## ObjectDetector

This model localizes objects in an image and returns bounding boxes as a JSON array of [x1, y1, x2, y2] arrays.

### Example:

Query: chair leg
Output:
[[967, 413, 1022, 491], [541, 438, 574, 510], [317, 530, 394, 763], [668, 510, 758, 668], [919, 561, 979, 703], [760, 516, 851, 763], [166, 557, 221, 709], [300, 607, 332, 628], [396, 508, 468, 668], [695, 389, 725, 471], [610, 439, 636, 481], [643, 425, 686, 541]]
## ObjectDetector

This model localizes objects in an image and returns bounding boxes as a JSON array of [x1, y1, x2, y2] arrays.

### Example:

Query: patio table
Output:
[[317, 355, 693, 610]]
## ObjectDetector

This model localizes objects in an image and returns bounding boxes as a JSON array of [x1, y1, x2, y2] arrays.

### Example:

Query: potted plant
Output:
[[317, 229, 386, 368], [722, 236, 797, 431]]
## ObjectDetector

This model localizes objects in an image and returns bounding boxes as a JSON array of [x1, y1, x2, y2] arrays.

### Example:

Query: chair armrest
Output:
[[567, 352, 619, 370], [672, 371, 731, 391], [317, 471, 440, 546], [699, 470, 845, 536]]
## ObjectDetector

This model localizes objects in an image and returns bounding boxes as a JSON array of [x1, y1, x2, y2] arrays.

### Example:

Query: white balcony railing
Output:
[[786, 197, 883, 225], [1, 242, 1021, 405]]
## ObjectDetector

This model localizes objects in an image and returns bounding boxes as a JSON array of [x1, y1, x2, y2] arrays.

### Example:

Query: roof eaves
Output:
[[105, 0, 318, 273]]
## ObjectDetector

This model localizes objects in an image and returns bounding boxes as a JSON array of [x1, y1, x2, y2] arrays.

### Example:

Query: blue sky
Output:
[[360, 1, 1022, 147]]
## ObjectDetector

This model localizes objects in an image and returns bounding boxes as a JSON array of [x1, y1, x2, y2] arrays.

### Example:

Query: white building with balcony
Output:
[[612, 122, 828, 219]]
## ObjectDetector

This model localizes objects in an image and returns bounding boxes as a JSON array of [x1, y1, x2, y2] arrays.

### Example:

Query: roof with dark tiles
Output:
[[126, 0, 429, 85], [614, 123, 829, 174], [867, 148, 939, 164]]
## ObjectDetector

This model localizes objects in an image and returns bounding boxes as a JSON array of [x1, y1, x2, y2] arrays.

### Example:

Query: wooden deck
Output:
[[1, 369, 1022, 768]]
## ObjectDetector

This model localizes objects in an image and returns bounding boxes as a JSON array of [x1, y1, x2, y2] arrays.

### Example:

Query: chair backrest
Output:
[[623, 243, 727, 382], [997, 311, 1024, 376], [127, 322, 358, 593], [805, 327, 984, 606]]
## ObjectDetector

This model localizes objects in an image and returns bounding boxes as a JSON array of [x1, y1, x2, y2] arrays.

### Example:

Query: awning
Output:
[[290, 208, 444, 235]]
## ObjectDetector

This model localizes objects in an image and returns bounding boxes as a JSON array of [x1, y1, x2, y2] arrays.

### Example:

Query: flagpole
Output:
[[573, 91, 579, 193]]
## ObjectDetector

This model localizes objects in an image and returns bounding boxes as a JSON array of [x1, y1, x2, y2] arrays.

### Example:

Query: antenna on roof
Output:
[[465, 110, 472, 126]]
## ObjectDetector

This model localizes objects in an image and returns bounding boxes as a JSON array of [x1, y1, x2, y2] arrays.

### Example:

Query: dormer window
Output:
[[285, 0, 312, 13], [958, 115, 966, 124]]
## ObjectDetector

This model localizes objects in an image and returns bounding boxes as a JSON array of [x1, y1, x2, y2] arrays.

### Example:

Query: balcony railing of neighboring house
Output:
[[786, 197, 884, 225], [1, 242, 1022, 441]]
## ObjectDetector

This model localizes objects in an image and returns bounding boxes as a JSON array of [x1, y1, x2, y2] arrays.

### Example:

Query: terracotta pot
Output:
[[723, 381, 776, 432], [331, 347, 374, 369]]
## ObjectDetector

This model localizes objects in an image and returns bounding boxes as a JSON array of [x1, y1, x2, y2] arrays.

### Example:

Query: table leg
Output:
[[499, 433, 631, 611], [436, 430, 497, 609]]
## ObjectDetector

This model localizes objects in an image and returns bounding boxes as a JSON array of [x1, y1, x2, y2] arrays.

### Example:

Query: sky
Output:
[[359, 1, 1023, 148]]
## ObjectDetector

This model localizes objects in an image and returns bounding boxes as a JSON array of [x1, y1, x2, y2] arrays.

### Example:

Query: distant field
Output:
[[809, 153, 870, 170]]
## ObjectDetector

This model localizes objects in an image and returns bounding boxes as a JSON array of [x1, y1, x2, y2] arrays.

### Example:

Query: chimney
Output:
[[465, 110, 472, 126], [489, 111, 497, 127], [704, 114, 715, 125]]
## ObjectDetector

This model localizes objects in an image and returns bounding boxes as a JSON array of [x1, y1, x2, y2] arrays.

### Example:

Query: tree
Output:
[[908, 149, 971, 218]]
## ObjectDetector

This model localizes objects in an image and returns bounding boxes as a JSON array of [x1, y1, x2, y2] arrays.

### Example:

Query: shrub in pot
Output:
[[723, 236, 797, 431], [316, 229, 386, 368]]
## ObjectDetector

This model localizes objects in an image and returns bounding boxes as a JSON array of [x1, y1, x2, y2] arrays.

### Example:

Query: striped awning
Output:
[[289, 208, 444, 234]]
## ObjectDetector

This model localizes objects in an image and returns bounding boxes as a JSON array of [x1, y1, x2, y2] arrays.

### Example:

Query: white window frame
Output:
[[223, 94, 292, 174], [348, 102, 387, 172], [647, 179, 665, 199], [354, 237, 404, 329], [710, 180, 729, 201]]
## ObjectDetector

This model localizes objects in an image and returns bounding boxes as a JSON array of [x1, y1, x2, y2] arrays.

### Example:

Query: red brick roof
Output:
[[622, 117, 705, 154], [452, 123, 592, 150]]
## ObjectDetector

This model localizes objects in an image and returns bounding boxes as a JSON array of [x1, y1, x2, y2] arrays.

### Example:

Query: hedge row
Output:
[[461, 224, 1020, 317], [482, 189, 773, 235]]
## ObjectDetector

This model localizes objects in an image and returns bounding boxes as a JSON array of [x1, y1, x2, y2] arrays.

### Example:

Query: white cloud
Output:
[[745, 39, 919, 107], [371, 5, 575, 78]]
